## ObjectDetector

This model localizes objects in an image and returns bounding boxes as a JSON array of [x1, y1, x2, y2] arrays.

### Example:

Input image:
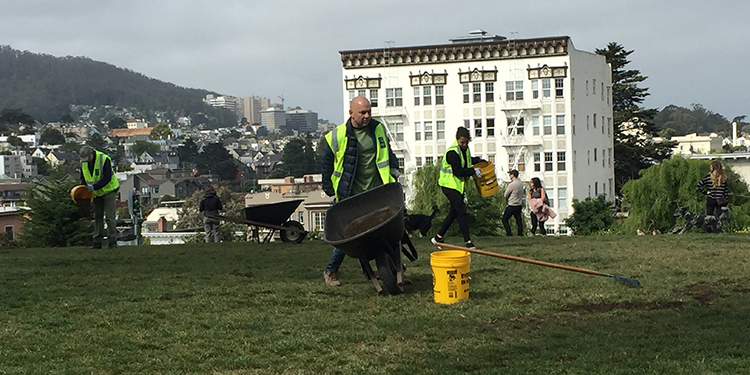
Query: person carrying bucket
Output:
[[320, 96, 401, 286], [431, 127, 484, 249]]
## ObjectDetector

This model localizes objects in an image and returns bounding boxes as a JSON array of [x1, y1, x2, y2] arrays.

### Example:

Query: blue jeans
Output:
[[326, 247, 346, 271]]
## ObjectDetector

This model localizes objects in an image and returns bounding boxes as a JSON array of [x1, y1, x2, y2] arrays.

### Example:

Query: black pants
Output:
[[706, 197, 727, 216], [502, 205, 523, 236], [530, 213, 546, 235], [437, 187, 471, 242]]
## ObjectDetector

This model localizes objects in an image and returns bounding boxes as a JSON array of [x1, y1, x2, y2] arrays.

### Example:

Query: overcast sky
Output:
[[2, 0, 748, 124]]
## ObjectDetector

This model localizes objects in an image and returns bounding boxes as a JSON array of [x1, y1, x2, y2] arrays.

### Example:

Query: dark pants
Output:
[[502, 205, 523, 236], [706, 197, 727, 216], [92, 190, 117, 246], [437, 187, 471, 242], [530, 213, 546, 235]]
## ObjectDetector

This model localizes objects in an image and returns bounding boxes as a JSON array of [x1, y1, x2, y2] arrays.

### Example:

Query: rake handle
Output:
[[434, 242, 608, 277]]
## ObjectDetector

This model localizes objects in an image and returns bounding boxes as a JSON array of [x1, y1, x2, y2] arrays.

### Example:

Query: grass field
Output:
[[2, 234, 750, 374]]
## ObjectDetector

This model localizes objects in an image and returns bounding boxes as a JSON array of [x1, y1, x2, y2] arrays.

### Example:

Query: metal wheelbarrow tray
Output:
[[209, 199, 307, 243], [324, 183, 415, 294]]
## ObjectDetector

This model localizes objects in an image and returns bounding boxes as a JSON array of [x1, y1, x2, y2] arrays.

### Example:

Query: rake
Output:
[[433, 242, 641, 288]]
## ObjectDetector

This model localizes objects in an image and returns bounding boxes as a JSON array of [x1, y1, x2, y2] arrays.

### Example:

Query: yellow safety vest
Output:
[[81, 150, 119, 197], [324, 121, 394, 200], [438, 141, 470, 193]]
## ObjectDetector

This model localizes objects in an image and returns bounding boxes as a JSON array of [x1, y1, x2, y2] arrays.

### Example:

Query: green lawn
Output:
[[1, 234, 749, 374]]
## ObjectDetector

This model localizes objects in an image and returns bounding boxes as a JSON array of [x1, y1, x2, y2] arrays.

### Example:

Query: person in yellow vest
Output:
[[79, 146, 120, 249], [321, 96, 400, 286], [431, 127, 484, 249]]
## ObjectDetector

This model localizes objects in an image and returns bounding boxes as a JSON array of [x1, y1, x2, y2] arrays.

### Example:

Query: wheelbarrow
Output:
[[208, 199, 307, 243], [324, 183, 418, 295]]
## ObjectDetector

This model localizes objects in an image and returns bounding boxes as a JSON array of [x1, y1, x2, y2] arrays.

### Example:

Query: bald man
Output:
[[321, 96, 401, 286]]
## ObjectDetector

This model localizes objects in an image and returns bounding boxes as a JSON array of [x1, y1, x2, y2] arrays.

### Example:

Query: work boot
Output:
[[431, 235, 444, 245], [323, 269, 341, 286], [465, 240, 476, 249]]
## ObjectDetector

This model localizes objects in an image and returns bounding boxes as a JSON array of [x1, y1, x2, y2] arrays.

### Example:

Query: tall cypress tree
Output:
[[596, 42, 676, 196]]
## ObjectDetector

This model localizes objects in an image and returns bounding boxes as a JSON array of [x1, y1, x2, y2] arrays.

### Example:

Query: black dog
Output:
[[672, 206, 729, 234], [404, 205, 440, 237]]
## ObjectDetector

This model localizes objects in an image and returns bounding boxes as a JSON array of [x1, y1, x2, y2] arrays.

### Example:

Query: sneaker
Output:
[[465, 240, 477, 249], [431, 235, 444, 245], [323, 269, 341, 286]]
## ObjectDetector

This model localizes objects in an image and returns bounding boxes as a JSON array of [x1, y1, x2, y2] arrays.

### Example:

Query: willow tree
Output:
[[621, 157, 750, 233]]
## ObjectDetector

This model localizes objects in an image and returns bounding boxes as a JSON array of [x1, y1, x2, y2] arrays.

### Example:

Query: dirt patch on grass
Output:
[[673, 278, 750, 306], [559, 300, 685, 313]]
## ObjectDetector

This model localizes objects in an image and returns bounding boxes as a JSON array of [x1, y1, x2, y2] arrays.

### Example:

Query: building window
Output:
[[488, 154, 496, 164], [392, 121, 404, 142], [370, 89, 378, 107], [544, 152, 553, 171], [555, 78, 564, 98], [463, 83, 470, 103], [414, 122, 421, 141], [348, 90, 356, 101], [474, 119, 482, 138], [423, 86, 432, 106], [602, 149, 606, 167], [425, 156, 434, 165], [534, 153, 541, 172], [358, 89, 366, 97], [398, 157, 405, 170], [608, 148, 612, 167], [593, 113, 597, 128], [594, 148, 598, 162], [386, 88, 402, 107], [556, 115, 565, 135], [437, 120, 445, 140], [4, 225, 13, 240], [557, 152, 566, 171], [299, 212, 304, 225], [595, 181, 599, 195], [593, 79, 596, 94], [313, 211, 326, 231], [463, 119, 471, 130], [473, 83, 482, 102], [517, 153, 526, 172], [414, 87, 421, 106], [506, 81, 523, 100], [507, 117, 524, 135], [533, 116, 541, 136], [557, 188, 568, 207], [152, 186, 159, 194], [542, 79, 551, 98], [532, 80, 539, 99], [415, 157, 422, 167], [435, 85, 444, 105], [424, 121, 433, 141], [485, 82, 494, 102], [543, 115, 552, 135], [486, 118, 495, 137]]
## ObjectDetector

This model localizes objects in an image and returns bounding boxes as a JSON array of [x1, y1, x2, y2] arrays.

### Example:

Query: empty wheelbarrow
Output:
[[324, 183, 417, 295], [209, 199, 307, 243]]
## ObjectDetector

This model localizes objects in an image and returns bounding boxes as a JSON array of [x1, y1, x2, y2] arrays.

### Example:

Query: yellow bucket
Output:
[[431, 250, 470, 304], [472, 161, 499, 197]]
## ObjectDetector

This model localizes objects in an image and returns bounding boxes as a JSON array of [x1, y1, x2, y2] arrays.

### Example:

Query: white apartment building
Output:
[[1, 151, 37, 179], [339, 31, 614, 234]]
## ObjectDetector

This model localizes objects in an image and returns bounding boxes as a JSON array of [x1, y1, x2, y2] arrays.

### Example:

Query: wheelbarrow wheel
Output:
[[375, 251, 403, 295], [280, 221, 306, 243]]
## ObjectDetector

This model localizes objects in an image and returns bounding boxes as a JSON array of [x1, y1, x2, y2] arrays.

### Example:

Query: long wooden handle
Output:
[[434, 242, 605, 277]]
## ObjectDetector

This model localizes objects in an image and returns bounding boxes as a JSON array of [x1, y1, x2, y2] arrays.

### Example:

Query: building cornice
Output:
[[340, 36, 570, 69]]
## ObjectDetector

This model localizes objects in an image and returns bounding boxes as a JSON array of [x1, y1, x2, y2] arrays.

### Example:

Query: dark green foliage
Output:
[[596, 42, 676, 195], [409, 163, 503, 236], [85, 132, 107, 151], [0, 108, 35, 128], [654, 104, 731, 136], [178, 138, 199, 167], [620, 157, 750, 233], [131, 140, 159, 156], [150, 123, 173, 140], [196, 143, 238, 181], [7, 135, 25, 147], [564, 195, 615, 235], [0, 45, 229, 123], [39, 127, 65, 145], [32, 157, 50, 176], [280, 136, 318, 177], [20, 175, 91, 247], [108, 117, 126, 129]]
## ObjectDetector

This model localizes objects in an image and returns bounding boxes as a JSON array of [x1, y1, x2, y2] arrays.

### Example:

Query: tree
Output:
[[32, 157, 51, 176], [596, 42, 676, 196], [132, 140, 160, 156], [564, 195, 615, 235], [281, 138, 307, 177], [178, 138, 199, 167], [150, 123, 173, 140], [59, 114, 75, 124], [7, 135, 26, 148], [39, 127, 66, 145], [0, 108, 35, 127], [86, 133, 108, 151], [20, 174, 91, 247], [653, 104, 730, 136], [620, 156, 750, 233], [196, 143, 238, 181], [176, 186, 248, 241], [108, 117, 126, 129]]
